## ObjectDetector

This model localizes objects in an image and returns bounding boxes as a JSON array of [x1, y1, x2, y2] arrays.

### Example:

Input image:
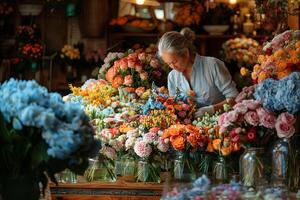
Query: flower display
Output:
[[140, 110, 177, 130], [173, 0, 204, 26], [98, 52, 125, 79], [251, 30, 300, 83], [219, 96, 296, 146], [254, 72, 300, 114], [0, 79, 100, 195], [222, 37, 260, 68], [0, 1, 13, 16], [60, 44, 81, 65], [19, 43, 43, 60], [70, 79, 117, 107], [101, 51, 167, 88]]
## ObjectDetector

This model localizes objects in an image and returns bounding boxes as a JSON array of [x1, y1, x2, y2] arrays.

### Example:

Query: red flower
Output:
[[247, 128, 257, 142], [266, 48, 273, 56]]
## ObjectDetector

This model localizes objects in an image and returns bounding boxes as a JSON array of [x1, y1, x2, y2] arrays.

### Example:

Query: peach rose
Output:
[[140, 71, 148, 80], [124, 75, 133, 86]]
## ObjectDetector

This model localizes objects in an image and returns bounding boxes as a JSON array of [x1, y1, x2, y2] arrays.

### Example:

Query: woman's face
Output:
[[161, 49, 190, 73]]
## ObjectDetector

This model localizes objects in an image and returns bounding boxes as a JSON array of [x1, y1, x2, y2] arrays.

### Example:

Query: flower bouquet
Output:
[[60, 44, 81, 81], [102, 51, 167, 89], [0, 79, 100, 200], [162, 124, 208, 181], [251, 30, 300, 83]]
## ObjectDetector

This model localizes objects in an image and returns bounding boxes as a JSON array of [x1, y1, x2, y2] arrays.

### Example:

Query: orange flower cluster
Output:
[[156, 95, 196, 124], [20, 43, 43, 59], [204, 126, 241, 156], [173, 1, 204, 26], [70, 80, 117, 106], [162, 124, 207, 151], [251, 31, 300, 83], [140, 110, 177, 130]]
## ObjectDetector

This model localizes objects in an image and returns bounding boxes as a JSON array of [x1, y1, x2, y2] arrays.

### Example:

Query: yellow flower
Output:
[[240, 67, 249, 76], [274, 48, 285, 58], [253, 64, 261, 72], [257, 71, 270, 83]]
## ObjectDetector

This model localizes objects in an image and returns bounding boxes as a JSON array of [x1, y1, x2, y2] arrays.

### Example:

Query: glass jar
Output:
[[84, 158, 116, 182], [240, 147, 265, 188], [137, 158, 160, 183], [213, 156, 228, 183], [114, 157, 123, 177], [121, 157, 136, 182], [271, 138, 289, 186], [56, 169, 77, 183], [173, 152, 196, 181]]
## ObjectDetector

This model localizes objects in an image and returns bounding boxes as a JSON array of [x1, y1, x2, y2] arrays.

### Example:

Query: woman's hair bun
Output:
[[180, 27, 196, 41]]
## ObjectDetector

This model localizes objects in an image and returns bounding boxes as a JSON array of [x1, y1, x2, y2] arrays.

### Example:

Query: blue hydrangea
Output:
[[193, 175, 210, 190], [141, 97, 165, 115], [254, 72, 300, 114], [0, 78, 98, 160]]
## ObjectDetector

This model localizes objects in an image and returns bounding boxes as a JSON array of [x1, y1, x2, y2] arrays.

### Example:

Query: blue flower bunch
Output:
[[254, 72, 300, 113], [0, 79, 99, 160], [141, 96, 165, 115]]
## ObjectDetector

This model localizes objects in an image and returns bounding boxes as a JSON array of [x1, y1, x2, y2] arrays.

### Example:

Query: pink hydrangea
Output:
[[143, 132, 158, 144], [134, 140, 152, 158], [244, 111, 260, 126], [256, 108, 276, 129]]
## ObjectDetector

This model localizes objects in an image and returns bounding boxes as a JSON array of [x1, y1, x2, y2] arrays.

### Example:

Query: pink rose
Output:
[[119, 59, 128, 71], [225, 111, 239, 123], [127, 58, 135, 68], [178, 111, 186, 118], [138, 53, 146, 61], [128, 53, 138, 59], [276, 120, 295, 138], [218, 113, 226, 126], [152, 70, 162, 77], [157, 138, 169, 152], [150, 59, 160, 68], [277, 112, 296, 125], [242, 100, 261, 110], [135, 63, 143, 72], [256, 108, 276, 129], [140, 71, 148, 80], [244, 111, 260, 126], [233, 103, 248, 114], [149, 127, 160, 134], [182, 104, 190, 111], [124, 75, 133, 86]]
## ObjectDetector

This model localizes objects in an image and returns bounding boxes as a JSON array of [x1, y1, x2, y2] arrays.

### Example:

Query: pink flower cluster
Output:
[[134, 140, 152, 158], [219, 99, 296, 139]]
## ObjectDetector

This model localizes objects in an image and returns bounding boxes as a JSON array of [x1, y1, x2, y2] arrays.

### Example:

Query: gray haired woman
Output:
[[158, 28, 238, 117]]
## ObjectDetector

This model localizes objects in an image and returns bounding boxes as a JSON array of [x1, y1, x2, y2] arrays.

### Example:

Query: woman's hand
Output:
[[195, 105, 215, 118]]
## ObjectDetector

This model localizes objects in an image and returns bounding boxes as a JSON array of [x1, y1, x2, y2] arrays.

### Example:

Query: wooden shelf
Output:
[[50, 179, 163, 200]]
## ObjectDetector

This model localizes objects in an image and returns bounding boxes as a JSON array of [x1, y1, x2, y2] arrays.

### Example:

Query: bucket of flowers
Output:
[[60, 44, 81, 81]]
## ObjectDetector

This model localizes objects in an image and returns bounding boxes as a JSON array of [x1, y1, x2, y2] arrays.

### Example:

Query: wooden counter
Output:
[[50, 179, 164, 200]]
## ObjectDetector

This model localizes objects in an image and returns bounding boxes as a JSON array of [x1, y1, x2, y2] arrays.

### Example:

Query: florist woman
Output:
[[158, 28, 238, 117]]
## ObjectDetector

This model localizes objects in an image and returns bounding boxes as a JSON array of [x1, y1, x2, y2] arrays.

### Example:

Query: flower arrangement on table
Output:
[[0, 79, 100, 200], [102, 51, 167, 89], [141, 88, 197, 125], [222, 37, 260, 69], [251, 30, 300, 83], [0, 1, 13, 17]]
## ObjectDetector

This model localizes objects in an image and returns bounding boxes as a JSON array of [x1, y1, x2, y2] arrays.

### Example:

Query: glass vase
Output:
[[240, 147, 265, 188], [173, 152, 196, 181], [84, 158, 116, 182], [121, 157, 136, 182], [271, 138, 289, 186], [213, 156, 228, 183], [55, 169, 77, 183], [137, 158, 160, 183]]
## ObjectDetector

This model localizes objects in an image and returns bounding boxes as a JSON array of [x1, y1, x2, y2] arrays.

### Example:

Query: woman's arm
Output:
[[213, 98, 235, 112]]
